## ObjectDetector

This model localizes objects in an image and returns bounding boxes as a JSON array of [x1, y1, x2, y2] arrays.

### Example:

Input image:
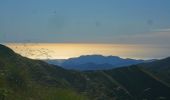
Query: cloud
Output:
[[153, 28, 170, 32], [112, 28, 170, 45]]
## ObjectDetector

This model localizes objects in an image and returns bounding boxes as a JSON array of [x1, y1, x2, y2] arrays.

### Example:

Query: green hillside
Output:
[[139, 57, 170, 86], [0, 44, 88, 100], [0, 44, 170, 100]]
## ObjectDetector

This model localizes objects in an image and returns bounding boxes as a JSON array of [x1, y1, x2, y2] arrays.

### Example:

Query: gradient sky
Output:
[[0, 0, 170, 43], [0, 0, 170, 59]]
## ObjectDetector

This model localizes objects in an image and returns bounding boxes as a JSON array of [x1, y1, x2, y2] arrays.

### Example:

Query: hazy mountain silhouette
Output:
[[46, 55, 154, 70]]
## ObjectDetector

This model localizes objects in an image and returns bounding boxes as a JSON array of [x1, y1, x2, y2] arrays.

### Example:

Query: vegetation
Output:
[[0, 44, 170, 100]]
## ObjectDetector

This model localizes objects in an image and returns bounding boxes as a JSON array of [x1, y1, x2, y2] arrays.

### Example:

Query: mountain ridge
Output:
[[46, 55, 154, 70], [0, 44, 170, 100]]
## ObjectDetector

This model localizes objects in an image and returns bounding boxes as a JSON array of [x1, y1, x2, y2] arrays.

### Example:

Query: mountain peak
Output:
[[79, 54, 120, 58], [47, 54, 147, 70]]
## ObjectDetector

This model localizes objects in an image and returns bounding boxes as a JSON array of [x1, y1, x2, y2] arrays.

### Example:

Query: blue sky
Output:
[[0, 0, 170, 44]]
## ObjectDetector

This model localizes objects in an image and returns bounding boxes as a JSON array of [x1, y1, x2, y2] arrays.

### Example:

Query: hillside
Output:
[[0, 44, 170, 100], [0, 44, 88, 100]]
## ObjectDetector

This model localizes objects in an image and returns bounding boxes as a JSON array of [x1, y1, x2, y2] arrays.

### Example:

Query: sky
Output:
[[0, 0, 170, 59], [5, 43, 170, 59]]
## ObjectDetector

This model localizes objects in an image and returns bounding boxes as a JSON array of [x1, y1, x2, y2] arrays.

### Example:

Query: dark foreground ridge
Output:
[[0, 44, 170, 100]]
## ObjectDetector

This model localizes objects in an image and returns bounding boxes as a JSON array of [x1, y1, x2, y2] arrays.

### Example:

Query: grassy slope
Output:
[[139, 57, 170, 86], [0, 44, 170, 100], [105, 66, 170, 100], [0, 44, 88, 100]]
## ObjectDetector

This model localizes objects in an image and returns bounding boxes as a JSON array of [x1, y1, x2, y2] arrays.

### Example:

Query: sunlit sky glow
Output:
[[5, 43, 170, 59], [0, 0, 170, 59]]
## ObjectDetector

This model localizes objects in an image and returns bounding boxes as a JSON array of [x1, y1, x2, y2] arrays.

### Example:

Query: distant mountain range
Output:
[[46, 55, 155, 70], [1, 44, 170, 100]]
